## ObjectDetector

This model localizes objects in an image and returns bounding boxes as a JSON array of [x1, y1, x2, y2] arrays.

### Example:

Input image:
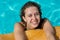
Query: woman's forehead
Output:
[[24, 6, 39, 14]]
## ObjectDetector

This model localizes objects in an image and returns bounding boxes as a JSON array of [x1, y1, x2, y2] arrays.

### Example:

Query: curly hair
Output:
[[20, 1, 42, 23]]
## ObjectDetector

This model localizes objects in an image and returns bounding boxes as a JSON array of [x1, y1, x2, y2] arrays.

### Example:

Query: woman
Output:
[[14, 1, 56, 40]]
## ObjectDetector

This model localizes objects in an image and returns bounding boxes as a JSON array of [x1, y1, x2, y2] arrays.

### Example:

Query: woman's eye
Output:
[[35, 13, 39, 16], [28, 14, 32, 17]]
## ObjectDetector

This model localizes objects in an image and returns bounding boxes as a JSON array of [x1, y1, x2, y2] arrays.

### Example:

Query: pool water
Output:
[[0, 0, 60, 34]]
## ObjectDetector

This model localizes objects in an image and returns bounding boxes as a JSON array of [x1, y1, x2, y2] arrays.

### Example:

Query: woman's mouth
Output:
[[31, 20, 38, 25]]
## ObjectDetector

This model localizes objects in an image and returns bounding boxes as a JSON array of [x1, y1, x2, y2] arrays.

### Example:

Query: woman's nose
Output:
[[32, 15, 37, 20]]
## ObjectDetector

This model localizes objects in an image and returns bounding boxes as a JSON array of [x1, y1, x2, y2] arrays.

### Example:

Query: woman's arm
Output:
[[43, 19, 56, 40], [14, 22, 28, 40]]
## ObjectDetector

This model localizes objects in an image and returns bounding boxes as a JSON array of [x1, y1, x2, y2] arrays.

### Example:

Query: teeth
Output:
[[32, 22, 37, 24], [33, 22, 36, 23]]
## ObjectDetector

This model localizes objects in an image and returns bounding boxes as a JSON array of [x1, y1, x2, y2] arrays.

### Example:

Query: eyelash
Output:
[[35, 13, 39, 15], [28, 15, 32, 17]]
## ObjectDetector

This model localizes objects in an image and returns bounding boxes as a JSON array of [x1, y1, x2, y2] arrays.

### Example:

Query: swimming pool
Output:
[[0, 0, 60, 34]]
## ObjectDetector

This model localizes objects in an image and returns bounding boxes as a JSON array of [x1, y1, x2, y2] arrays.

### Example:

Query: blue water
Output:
[[0, 0, 60, 34]]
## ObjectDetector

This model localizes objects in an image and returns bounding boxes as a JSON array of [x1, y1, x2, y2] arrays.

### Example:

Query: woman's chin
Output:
[[31, 25, 38, 29]]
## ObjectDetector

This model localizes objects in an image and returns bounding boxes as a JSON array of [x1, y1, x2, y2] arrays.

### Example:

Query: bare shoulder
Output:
[[43, 18, 53, 30], [43, 19, 55, 33], [43, 18, 51, 27], [14, 22, 25, 32], [14, 22, 23, 28]]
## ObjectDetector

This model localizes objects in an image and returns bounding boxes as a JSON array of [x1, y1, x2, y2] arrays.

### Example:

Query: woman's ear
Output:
[[22, 16, 26, 22]]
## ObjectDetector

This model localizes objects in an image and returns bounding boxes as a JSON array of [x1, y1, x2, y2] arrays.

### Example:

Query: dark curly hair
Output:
[[20, 1, 42, 26]]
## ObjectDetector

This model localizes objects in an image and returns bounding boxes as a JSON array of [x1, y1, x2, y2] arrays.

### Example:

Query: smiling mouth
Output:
[[31, 20, 38, 25]]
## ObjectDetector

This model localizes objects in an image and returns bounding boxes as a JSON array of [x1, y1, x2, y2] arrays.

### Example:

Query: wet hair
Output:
[[20, 1, 42, 23]]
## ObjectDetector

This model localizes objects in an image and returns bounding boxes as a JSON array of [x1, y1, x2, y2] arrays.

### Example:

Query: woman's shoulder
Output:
[[44, 18, 50, 23], [41, 18, 48, 24], [43, 18, 52, 28], [41, 18, 50, 27], [14, 22, 25, 30], [42, 18, 49, 23], [14, 22, 25, 26]]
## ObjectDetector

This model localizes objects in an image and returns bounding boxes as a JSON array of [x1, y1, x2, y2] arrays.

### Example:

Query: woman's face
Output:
[[23, 6, 40, 29]]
